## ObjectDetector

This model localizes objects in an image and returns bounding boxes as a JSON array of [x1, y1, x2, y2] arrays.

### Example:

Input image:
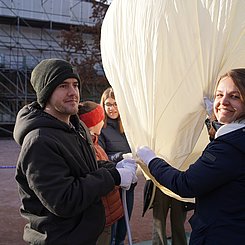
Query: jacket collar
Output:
[[215, 119, 245, 138]]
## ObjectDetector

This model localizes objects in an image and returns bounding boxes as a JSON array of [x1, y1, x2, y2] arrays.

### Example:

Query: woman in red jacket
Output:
[[78, 101, 124, 245]]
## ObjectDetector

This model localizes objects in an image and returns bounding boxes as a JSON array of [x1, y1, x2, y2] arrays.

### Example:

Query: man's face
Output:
[[44, 78, 80, 124]]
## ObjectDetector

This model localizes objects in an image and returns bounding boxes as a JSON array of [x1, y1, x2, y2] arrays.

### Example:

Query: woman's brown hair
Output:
[[100, 87, 124, 134]]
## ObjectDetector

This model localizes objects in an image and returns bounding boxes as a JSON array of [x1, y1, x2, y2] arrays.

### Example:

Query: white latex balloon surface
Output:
[[101, 0, 245, 200]]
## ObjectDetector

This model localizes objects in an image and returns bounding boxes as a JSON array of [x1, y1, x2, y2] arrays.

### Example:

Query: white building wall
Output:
[[0, 0, 97, 125], [0, 0, 94, 25], [0, 0, 95, 69]]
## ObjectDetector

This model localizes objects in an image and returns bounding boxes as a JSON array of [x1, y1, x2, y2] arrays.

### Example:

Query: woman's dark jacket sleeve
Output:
[[148, 134, 244, 198]]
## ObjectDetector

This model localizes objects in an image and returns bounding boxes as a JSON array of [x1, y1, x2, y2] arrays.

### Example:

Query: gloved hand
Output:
[[116, 168, 135, 190], [136, 146, 156, 166], [116, 158, 138, 183], [116, 158, 137, 171]]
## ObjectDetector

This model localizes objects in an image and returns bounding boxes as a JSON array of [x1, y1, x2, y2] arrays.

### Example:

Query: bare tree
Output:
[[61, 0, 110, 100]]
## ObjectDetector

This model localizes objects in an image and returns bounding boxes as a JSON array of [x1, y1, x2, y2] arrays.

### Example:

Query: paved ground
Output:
[[0, 138, 192, 245]]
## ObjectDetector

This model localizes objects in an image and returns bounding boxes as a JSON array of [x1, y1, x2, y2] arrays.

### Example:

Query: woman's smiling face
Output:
[[214, 76, 245, 124], [104, 97, 119, 119]]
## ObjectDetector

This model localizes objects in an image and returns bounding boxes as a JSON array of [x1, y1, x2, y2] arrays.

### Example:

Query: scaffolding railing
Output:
[[0, 0, 94, 135]]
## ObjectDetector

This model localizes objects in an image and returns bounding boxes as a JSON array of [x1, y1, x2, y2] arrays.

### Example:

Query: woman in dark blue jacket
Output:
[[99, 87, 136, 245], [137, 68, 245, 245]]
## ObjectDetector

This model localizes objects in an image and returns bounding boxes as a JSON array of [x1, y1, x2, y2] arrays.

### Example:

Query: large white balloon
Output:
[[101, 0, 245, 200]]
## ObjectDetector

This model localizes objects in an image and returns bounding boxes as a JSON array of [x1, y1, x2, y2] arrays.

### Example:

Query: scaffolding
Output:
[[0, 0, 95, 136]]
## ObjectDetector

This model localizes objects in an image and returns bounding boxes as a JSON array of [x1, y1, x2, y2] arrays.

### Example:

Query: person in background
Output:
[[78, 101, 124, 245], [13, 58, 137, 245], [137, 68, 245, 245], [99, 87, 137, 245], [151, 187, 187, 245]]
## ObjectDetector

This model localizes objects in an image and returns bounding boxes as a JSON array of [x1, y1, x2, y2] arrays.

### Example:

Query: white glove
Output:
[[136, 146, 156, 166], [116, 158, 138, 183], [116, 158, 137, 171], [116, 168, 135, 190]]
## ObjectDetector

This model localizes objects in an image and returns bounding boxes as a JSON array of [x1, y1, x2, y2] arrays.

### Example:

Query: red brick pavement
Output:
[[0, 139, 26, 245], [0, 139, 192, 245]]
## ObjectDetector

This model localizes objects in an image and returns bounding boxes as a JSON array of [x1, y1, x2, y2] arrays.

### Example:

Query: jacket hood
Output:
[[13, 102, 78, 146]]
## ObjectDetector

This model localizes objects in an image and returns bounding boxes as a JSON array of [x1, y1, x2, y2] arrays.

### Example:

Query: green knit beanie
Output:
[[31, 58, 81, 107]]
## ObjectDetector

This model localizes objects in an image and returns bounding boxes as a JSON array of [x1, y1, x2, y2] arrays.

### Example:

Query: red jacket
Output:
[[92, 134, 124, 226]]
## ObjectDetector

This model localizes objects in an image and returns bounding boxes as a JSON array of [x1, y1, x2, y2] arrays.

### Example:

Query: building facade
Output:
[[0, 0, 104, 136]]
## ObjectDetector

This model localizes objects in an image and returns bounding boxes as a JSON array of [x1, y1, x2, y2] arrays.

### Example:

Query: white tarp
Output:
[[100, 0, 245, 201]]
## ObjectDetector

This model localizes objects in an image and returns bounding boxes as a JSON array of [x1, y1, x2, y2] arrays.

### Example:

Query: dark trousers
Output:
[[152, 188, 187, 245]]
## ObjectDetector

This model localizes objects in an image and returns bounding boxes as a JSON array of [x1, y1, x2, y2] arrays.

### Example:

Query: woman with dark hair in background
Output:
[[99, 87, 137, 245]]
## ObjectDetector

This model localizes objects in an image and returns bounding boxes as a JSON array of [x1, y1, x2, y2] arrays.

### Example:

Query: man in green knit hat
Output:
[[13, 58, 137, 245]]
